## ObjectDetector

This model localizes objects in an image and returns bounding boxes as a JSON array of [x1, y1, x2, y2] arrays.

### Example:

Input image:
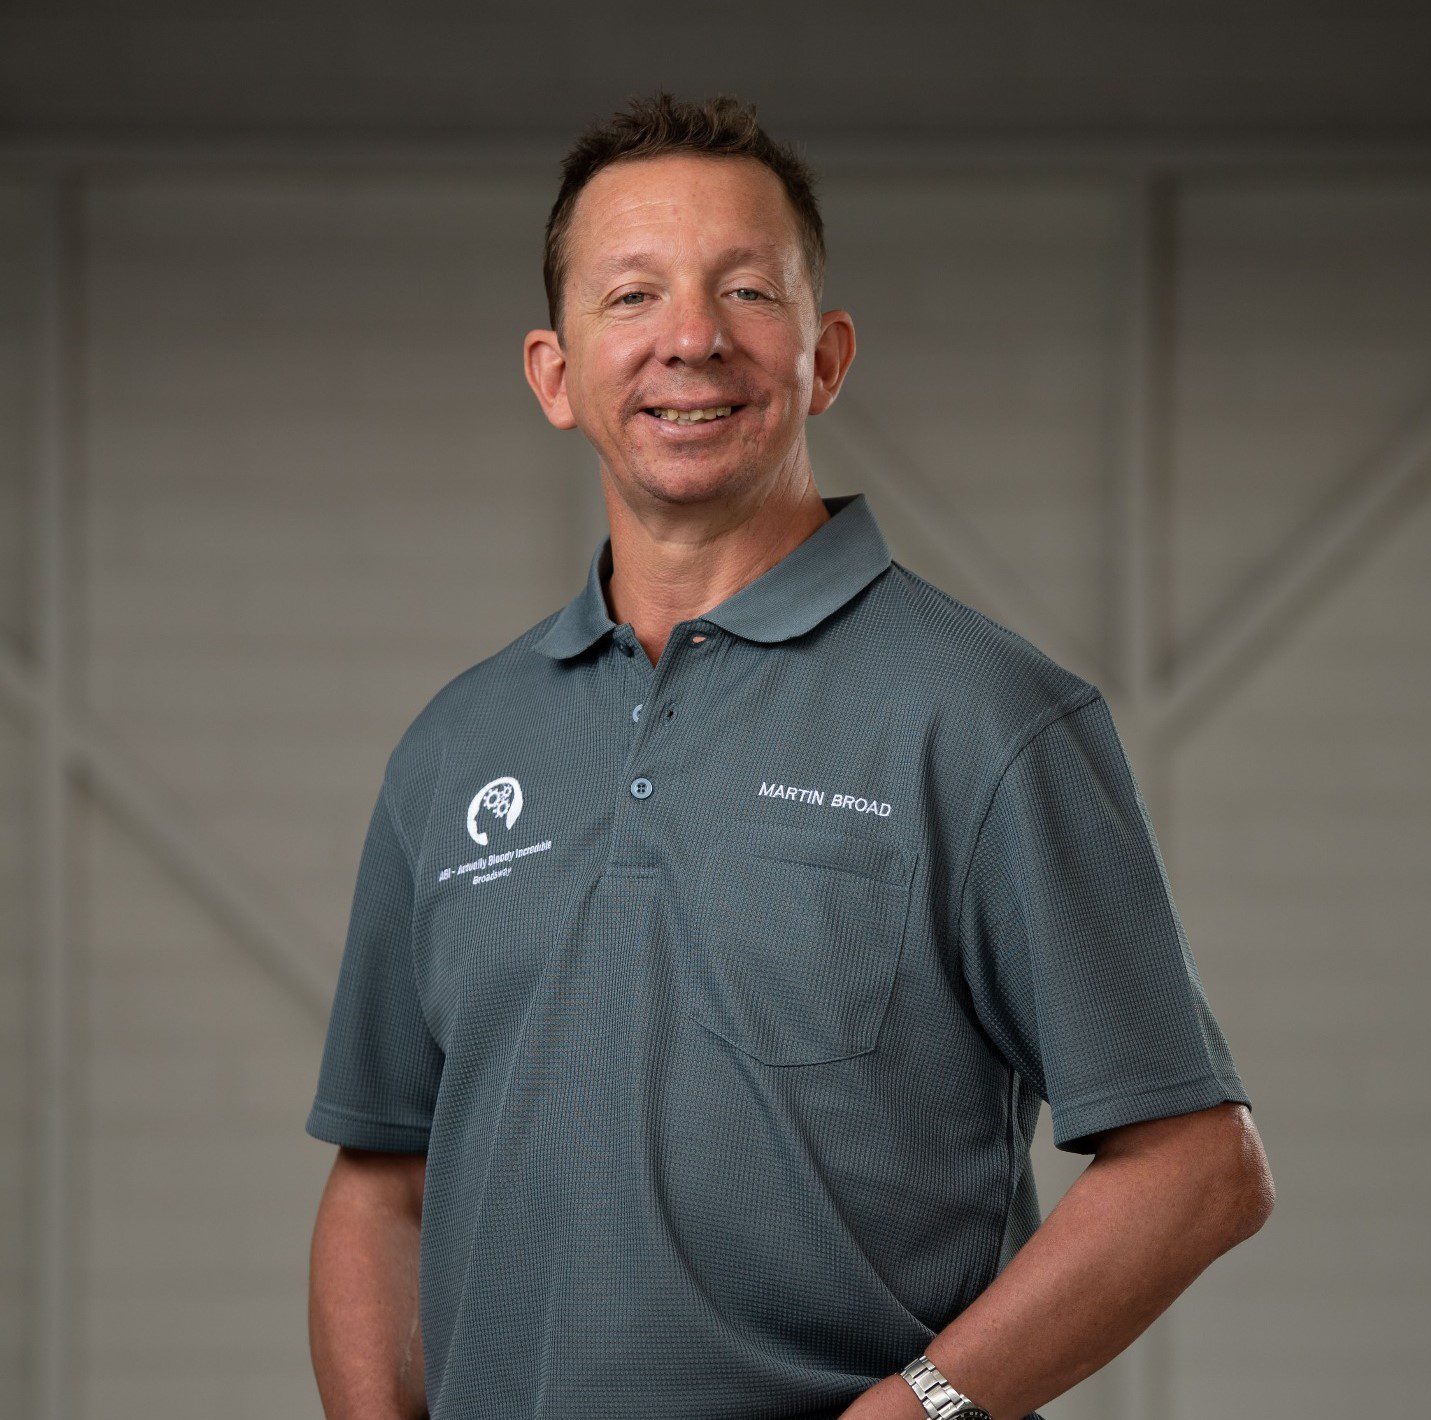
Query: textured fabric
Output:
[[305, 491, 1249, 1420]]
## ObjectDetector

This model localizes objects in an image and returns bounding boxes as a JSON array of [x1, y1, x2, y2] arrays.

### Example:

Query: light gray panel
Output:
[[1170, 176, 1431, 654], [80, 170, 603, 948], [1169, 495, 1431, 1413], [75, 784, 327, 1420], [0, 708, 36, 1413], [817, 174, 1124, 675]]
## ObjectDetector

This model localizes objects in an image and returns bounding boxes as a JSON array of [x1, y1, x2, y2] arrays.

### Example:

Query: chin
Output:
[[626, 459, 758, 506]]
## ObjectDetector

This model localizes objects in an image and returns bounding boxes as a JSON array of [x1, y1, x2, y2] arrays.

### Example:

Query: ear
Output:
[[808, 309, 857, 417], [523, 327, 577, 430]]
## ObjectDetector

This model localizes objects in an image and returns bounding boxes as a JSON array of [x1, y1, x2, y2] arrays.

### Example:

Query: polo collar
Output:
[[533, 492, 893, 661]]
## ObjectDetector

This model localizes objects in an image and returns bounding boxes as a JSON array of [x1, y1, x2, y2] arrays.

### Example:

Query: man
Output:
[[306, 91, 1274, 1420]]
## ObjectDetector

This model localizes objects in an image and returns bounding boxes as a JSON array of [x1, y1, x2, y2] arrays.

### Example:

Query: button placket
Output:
[[620, 621, 716, 815], [613, 627, 649, 730]]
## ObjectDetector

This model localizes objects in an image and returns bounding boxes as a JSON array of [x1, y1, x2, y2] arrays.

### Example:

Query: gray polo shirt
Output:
[[306, 491, 1250, 1420]]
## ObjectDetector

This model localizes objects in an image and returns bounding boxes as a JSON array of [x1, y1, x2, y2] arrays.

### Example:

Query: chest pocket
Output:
[[687, 818, 918, 1066]]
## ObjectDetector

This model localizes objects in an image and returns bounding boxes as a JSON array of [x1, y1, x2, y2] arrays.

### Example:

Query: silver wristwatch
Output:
[[899, 1353, 994, 1420]]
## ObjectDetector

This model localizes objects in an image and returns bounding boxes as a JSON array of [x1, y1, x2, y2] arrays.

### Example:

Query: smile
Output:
[[643, 404, 743, 423], [640, 403, 748, 437]]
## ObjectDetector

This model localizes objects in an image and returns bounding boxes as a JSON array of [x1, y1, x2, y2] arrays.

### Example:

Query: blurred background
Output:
[[2, 3, 1430, 1416]]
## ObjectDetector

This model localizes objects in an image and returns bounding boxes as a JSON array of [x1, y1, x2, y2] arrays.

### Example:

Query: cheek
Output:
[[789, 346, 814, 389], [598, 326, 651, 368], [754, 332, 813, 398]]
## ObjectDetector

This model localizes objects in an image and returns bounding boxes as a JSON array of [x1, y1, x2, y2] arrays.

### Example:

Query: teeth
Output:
[[651, 405, 734, 423]]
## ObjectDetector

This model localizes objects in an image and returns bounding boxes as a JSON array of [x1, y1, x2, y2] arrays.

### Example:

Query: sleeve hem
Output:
[[1051, 1073, 1252, 1155], [305, 1100, 432, 1153]]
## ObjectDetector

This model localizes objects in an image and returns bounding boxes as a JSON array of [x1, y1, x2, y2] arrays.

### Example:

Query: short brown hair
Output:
[[542, 89, 826, 341]]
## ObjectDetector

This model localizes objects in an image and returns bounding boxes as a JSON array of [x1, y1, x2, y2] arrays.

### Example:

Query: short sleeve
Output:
[[957, 690, 1251, 1153], [305, 775, 444, 1152]]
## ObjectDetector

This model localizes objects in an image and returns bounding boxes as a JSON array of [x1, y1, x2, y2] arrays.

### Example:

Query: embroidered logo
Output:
[[466, 775, 523, 845], [437, 775, 551, 888]]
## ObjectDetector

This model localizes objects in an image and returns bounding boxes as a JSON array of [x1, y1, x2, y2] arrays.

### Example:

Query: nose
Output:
[[655, 283, 731, 364]]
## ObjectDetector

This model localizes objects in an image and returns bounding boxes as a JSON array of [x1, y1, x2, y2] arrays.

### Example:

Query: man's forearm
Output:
[[842, 1105, 1273, 1420], [309, 1166, 427, 1419]]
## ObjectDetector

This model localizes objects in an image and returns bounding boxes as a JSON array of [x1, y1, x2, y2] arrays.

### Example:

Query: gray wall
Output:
[[3, 7, 1430, 1418]]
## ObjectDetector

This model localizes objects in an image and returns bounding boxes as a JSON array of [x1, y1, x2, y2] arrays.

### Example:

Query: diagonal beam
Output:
[[1153, 395, 1431, 744], [829, 391, 1107, 683], [0, 640, 332, 1022]]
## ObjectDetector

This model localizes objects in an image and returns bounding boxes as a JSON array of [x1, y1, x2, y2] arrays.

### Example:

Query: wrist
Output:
[[842, 1371, 930, 1419]]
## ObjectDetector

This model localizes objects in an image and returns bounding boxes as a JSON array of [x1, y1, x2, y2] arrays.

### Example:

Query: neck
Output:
[[601, 470, 831, 668]]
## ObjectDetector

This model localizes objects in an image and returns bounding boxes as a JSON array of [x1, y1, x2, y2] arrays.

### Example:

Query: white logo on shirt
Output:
[[436, 775, 551, 887], [467, 775, 524, 845]]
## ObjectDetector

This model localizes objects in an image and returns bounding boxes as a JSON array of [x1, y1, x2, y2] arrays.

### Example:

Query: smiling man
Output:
[[305, 92, 1274, 1420]]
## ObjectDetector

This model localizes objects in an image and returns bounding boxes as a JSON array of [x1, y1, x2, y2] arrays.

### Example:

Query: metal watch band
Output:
[[899, 1353, 994, 1420]]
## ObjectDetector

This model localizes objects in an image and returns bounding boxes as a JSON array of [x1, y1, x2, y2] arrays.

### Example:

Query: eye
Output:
[[615, 291, 649, 306], [731, 287, 769, 302]]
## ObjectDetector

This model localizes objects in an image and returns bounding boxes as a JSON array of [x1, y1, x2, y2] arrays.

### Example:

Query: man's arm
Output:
[[843, 1101, 1275, 1420], [309, 1145, 429, 1420]]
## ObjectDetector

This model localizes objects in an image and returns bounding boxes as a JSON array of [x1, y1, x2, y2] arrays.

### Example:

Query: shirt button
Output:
[[630, 776, 653, 800], [632, 702, 643, 722]]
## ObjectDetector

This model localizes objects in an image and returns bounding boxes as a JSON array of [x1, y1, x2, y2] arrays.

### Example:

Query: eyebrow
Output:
[[584, 242, 788, 290]]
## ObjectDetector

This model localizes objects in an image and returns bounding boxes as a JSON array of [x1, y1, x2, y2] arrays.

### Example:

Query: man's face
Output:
[[525, 153, 852, 512]]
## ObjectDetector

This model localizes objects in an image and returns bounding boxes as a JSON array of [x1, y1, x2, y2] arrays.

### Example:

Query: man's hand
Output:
[[839, 1102, 1274, 1420]]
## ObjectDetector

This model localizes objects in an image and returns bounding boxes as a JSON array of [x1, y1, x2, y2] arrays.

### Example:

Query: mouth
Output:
[[640, 402, 749, 437]]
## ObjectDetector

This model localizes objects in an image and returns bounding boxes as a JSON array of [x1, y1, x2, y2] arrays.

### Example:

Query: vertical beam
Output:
[[34, 164, 80, 1420], [1110, 169, 1181, 1420], [1115, 172, 1178, 717]]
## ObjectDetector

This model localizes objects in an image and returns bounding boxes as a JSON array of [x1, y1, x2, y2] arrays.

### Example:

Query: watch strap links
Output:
[[899, 1352, 993, 1420]]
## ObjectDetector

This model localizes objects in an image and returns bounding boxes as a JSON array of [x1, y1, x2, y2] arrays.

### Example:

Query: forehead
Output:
[[566, 153, 801, 277]]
